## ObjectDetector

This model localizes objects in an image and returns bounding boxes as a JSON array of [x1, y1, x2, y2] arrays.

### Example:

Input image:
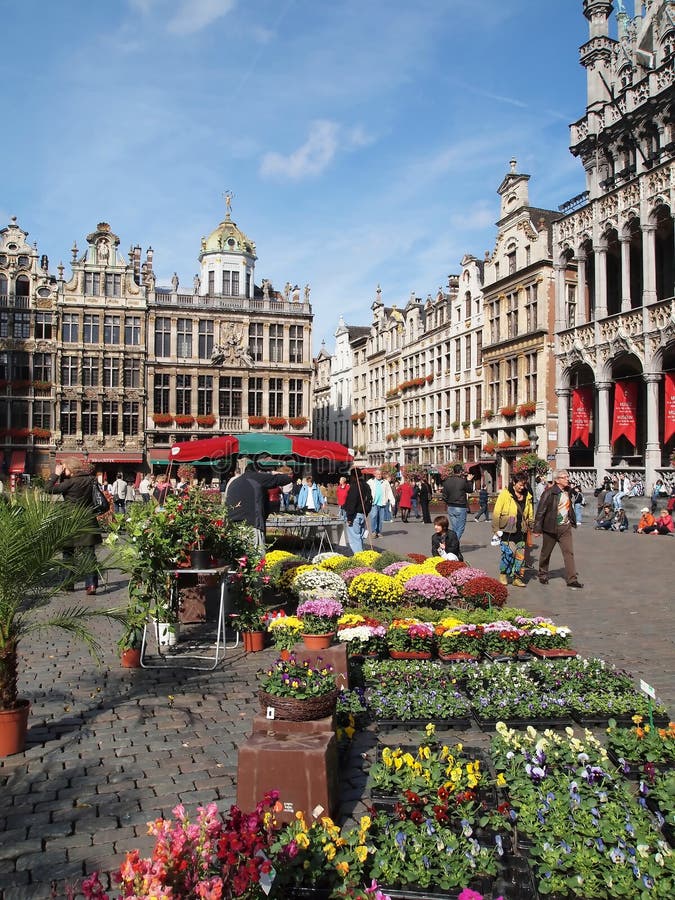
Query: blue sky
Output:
[[1, 0, 601, 351]]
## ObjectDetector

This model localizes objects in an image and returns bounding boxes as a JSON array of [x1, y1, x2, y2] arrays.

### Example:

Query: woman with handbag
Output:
[[491, 471, 534, 587], [44, 457, 105, 595]]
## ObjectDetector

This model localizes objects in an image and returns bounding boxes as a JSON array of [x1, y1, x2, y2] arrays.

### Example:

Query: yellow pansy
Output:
[[355, 845, 368, 863], [496, 773, 507, 787], [336, 861, 350, 876], [324, 842, 336, 860], [296, 832, 310, 849]]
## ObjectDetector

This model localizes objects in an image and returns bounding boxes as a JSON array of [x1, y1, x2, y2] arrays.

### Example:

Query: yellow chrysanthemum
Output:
[[338, 613, 365, 627], [263, 550, 295, 567], [267, 615, 303, 632], [351, 550, 380, 566], [318, 555, 348, 570]]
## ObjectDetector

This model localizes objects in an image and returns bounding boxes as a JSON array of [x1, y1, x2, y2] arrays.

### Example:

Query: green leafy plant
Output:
[[259, 655, 336, 699]]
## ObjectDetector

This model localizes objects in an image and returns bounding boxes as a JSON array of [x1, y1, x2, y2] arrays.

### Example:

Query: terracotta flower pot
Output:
[[243, 630, 266, 652], [301, 632, 335, 650], [121, 648, 142, 668], [0, 699, 30, 758], [389, 649, 433, 660]]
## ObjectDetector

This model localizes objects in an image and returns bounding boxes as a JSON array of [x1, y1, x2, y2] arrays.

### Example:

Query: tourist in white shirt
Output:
[[367, 470, 396, 538]]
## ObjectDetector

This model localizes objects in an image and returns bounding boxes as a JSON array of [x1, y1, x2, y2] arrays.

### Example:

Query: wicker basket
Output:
[[258, 688, 339, 721]]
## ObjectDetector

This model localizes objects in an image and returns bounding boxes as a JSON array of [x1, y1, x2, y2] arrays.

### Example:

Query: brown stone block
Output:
[[251, 713, 335, 735], [236, 731, 339, 823]]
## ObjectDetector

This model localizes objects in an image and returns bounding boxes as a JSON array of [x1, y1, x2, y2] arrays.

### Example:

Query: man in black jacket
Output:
[[225, 462, 292, 548], [343, 468, 373, 553], [441, 463, 477, 541], [532, 468, 583, 589]]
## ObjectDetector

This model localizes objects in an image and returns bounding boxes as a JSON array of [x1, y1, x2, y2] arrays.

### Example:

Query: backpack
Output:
[[633, 481, 645, 497], [92, 481, 110, 516]]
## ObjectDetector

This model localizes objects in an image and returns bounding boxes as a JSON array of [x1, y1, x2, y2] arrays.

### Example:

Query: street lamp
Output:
[[528, 427, 539, 499]]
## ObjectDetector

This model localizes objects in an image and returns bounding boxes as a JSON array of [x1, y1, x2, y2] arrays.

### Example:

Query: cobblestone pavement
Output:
[[0, 511, 672, 898]]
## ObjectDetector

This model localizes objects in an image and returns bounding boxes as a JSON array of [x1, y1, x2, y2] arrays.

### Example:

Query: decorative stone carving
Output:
[[610, 334, 631, 357], [210, 323, 253, 367]]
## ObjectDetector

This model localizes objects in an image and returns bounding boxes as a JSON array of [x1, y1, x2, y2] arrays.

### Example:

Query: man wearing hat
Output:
[[532, 469, 583, 589]]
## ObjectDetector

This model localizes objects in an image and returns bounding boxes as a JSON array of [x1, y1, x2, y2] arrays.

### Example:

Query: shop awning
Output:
[[55, 452, 86, 464], [87, 452, 144, 464], [9, 450, 26, 473], [170, 434, 352, 464]]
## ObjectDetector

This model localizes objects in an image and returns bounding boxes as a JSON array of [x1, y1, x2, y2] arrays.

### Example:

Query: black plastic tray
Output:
[[475, 715, 573, 731], [374, 716, 473, 730]]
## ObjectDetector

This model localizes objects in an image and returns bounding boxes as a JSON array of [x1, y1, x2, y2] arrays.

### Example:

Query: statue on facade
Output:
[[171, 272, 179, 292], [193, 274, 201, 293], [436, 286, 444, 302], [284, 282, 291, 301], [304, 283, 310, 302], [262, 278, 270, 300], [97, 240, 109, 264], [291, 284, 300, 302]]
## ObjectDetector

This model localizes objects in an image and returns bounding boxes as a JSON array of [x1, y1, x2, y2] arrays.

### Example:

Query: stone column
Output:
[[594, 244, 608, 319], [556, 388, 571, 469], [644, 373, 662, 488], [619, 235, 632, 311], [575, 252, 587, 325], [642, 223, 658, 305], [595, 381, 613, 476]]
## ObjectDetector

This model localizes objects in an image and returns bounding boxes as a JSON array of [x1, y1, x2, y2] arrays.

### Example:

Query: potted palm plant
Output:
[[0, 492, 120, 756]]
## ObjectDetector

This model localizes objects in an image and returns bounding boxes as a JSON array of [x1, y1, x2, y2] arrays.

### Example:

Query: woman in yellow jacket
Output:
[[491, 471, 535, 587]]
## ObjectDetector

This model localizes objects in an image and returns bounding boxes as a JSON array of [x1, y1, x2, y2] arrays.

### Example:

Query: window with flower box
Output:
[[103, 400, 118, 436], [61, 355, 78, 387], [82, 356, 99, 387], [488, 362, 500, 412], [155, 317, 171, 357], [33, 399, 51, 431], [525, 351, 537, 403], [198, 319, 213, 360], [248, 323, 263, 362], [197, 375, 213, 415], [83, 314, 99, 344], [33, 353, 52, 384], [505, 357, 518, 406], [176, 318, 192, 358], [248, 376, 263, 416], [123, 401, 139, 436], [176, 374, 192, 415], [219, 375, 242, 417], [525, 283, 538, 332], [269, 377, 283, 417], [82, 399, 97, 436], [289, 378, 303, 417], [153, 373, 170, 414], [123, 357, 141, 388]]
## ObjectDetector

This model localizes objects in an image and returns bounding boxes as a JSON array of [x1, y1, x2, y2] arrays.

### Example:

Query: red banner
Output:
[[570, 387, 593, 447], [665, 373, 675, 444], [611, 380, 638, 446]]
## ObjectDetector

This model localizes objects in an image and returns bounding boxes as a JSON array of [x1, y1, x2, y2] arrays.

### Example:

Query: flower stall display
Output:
[[386, 619, 435, 659], [460, 575, 509, 610], [297, 596, 344, 648], [437, 623, 484, 660], [481, 621, 528, 658], [362, 659, 471, 724], [519, 617, 574, 656], [348, 571, 404, 609], [368, 738, 484, 799], [640, 770, 675, 846], [401, 573, 456, 608], [266, 612, 303, 654], [258, 655, 338, 721], [607, 716, 675, 775], [464, 663, 574, 725], [291, 566, 348, 603], [337, 613, 387, 657]]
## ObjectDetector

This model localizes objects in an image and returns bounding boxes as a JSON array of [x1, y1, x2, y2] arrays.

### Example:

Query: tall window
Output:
[[84, 272, 101, 296], [507, 250, 517, 275], [231, 271, 239, 296], [176, 319, 192, 358], [455, 339, 461, 373], [488, 299, 500, 343], [525, 283, 538, 332], [208, 270, 215, 294], [11, 399, 29, 428], [102, 400, 118, 436], [269, 377, 283, 416], [125, 315, 141, 345], [0, 312, 7, 338], [289, 378, 303, 417], [123, 401, 139, 436], [248, 377, 263, 416], [218, 376, 242, 417], [12, 352, 30, 380], [33, 353, 52, 383], [198, 320, 214, 360], [289, 325, 303, 363], [248, 323, 263, 362], [33, 399, 52, 430], [104, 315, 120, 344], [476, 331, 482, 367], [506, 292, 518, 338], [83, 314, 100, 343], [153, 373, 170, 414], [475, 383, 482, 419], [176, 374, 191, 414], [102, 356, 119, 387], [465, 335, 472, 369], [155, 317, 171, 357], [566, 282, 577, 327], [269, 324, 283, 362], [488, 363, 500, 412], [454, 391, 461, 423], [35, 312, 53, 339], [14, 312, 30, 338], [505, 357, 518, 406], [524, 352, 537, 403], [197, 375, 213, 415], [222, 270, 230, 295], [82, 400, 98, 436], [464, 292, 471, 319], [0, 274, 6, 302], [61, 355, 78, 386], [62, 313, 78, 343], [60, 400, 77, 435], [82, 356, 99, 386], [123, 357, 141, 388], [464, 387, 471, 422], [104, 274, 121, 297]]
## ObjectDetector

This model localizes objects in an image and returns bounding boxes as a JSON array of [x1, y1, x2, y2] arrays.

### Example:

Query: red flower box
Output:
[[500, 406, 517, 418], [268, 417, 287, 429], [248, 416, 267, 428], [174, 415, 195, 427], [152, 413, 173, 426], [288, 417, 307, 429], [195, 415, 216, 427]]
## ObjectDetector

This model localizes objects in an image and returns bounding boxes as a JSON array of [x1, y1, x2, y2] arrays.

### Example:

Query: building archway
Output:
[[604, 227, 621, 316], [568, 363, 596, 469], [660, 342, 675, 466], [653, 203, 674, 302], [610, 354, 644, 465], [624, 217, 643, 308]]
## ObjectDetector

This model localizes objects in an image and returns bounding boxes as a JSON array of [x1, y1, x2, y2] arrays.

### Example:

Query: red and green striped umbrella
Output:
[[169, 433, 352, 464]]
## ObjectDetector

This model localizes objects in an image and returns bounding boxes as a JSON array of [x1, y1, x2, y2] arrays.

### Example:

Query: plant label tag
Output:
[[256, 851, 275, 895], [640, 679, 656, 699], [266, 706, 276, 719], [283, 801, 294, 813], [312, 804, 324, 818]]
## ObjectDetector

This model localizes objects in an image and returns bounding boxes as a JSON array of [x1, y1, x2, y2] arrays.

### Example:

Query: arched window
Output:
[[15, 275, 30, 307]]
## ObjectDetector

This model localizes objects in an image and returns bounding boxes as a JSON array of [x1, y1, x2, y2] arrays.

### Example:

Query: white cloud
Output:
[[260, 120, 372, 180], [166, 0, 236, 35]]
